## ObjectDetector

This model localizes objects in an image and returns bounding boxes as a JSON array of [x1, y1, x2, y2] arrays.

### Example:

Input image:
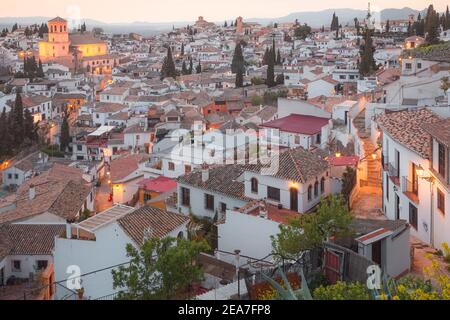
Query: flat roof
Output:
[[88, 125, 116, 137]]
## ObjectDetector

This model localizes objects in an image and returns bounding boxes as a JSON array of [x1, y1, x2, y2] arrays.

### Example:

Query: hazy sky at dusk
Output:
[[0, 0, 448, 23]]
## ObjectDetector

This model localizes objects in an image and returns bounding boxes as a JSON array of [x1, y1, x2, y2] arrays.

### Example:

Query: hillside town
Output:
[[1, 2, 450, 301]]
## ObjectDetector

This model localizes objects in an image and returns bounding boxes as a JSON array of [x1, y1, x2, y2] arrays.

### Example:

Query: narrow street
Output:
[[95, 176, 113, 213]]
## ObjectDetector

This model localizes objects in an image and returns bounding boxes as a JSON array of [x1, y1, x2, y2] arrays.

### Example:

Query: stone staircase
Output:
[[363, 138, 382, 188], [353, 109, 382, 189]]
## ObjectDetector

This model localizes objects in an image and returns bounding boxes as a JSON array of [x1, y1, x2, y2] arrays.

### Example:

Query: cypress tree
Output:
[[359, 27, 377, 77], [196, 60, 202, 74], [262, 47, 270, 65], [60, 115, 71, 152], [181, 43, 184, 56], [425, 5, 440, 44], [12, 93, 25, 146], [189, 57, 193, 74], [231, 42, 245, 74], [0, 107, 9, 157], [23, 108, 35, 143], [181, 61, 189, 75], [276, 49, 282, 65], [37, 59, 44, 78], [161, 46, 177, 79], [385, 20, 390, 33]]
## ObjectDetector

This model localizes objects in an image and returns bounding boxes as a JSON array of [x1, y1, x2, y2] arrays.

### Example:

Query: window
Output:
[[339, 75, 346, 80], [438, 189, 445, 215], [294, 135, 300, 145], [308, 185, 313, 201], [314, 181, 319, 197], [181, 187, 190, 207], [409, 203, 418, 230], [267, 187, 280, 202], [438, 143, 446, 178], [320, 177, 325, 194], [12, 260, 21, 272], [7, 174, 11, 179], [220, 202, 227, 213], [144, 193, 152, 202], [417, 63, 422, 69], [185, 165, 192, 174], [251, 178, 258, 194], [316, 134, 321, 145], [386, 177, 390, 201], [205, 194, 214, 211], [77, 145, 82, 151], [14, 174, 18, 179], [37, 260, 48, 270], [168, 162, 175, 171], [405, 63, 412, 70]]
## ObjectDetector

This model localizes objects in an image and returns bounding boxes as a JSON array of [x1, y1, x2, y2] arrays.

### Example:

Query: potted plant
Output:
[[77, 287, 85, 300]]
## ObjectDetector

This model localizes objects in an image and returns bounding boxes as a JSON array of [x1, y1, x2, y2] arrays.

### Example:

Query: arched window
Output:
[[307, 185, 312, 201], [314, 181, 319, 197], [177, 231, 184, 239], [251, 178, 258, 194], [320, 177, 326, 194]]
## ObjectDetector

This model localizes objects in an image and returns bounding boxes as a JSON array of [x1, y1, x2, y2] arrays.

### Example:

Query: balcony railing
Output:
[[387, 163, 400, 185], [402, 176, 419, 204]]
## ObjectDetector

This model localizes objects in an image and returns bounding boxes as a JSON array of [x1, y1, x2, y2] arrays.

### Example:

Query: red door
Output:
[[325, 250, 342, 284]]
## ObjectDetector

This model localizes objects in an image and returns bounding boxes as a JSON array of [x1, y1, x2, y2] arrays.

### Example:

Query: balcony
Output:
[[387, 163, 400, 186], [402, 177, 419, 204]]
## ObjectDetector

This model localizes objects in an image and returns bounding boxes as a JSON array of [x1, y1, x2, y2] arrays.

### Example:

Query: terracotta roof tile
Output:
[[376, 109, 441, 159], [117, 206, 189, 245]]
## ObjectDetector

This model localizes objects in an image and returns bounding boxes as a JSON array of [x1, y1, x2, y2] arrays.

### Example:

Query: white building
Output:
[[377, 108, 450, 248], [53, 205, 189, 300]]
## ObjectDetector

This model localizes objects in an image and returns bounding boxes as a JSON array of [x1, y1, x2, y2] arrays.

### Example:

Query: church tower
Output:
[[39, 16, 70, 60]]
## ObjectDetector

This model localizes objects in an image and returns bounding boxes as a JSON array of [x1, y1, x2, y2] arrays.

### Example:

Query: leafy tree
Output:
[[441, 76, 450, 98], [251, 95, 264, 106], [271, 195, 353, 261], [112, 237, 209, 300], [294, 24, 312, 40], [251, 77, 265, 85], [60, 115, 71, 152], [341, 166, 357, 205]]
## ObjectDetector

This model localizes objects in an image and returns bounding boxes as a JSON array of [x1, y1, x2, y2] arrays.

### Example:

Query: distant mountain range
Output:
[[0, 7, 429, 36]]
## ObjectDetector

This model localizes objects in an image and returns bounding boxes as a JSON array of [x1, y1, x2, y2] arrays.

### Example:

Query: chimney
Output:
[[66, 221, 72, 239], [29, 184, 36, 200], [259, 201, 268, 219], [201, 164, 209, 182]]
